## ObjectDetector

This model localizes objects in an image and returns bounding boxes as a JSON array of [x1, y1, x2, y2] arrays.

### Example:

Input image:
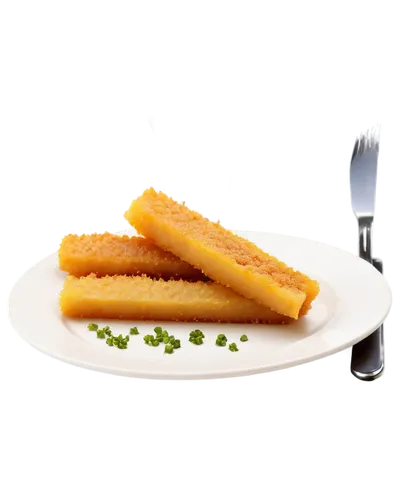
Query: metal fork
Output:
[[350, 126, 384, 380]]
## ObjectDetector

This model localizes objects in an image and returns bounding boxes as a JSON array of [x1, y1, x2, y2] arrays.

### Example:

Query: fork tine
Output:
[[365, 127, 374, 149], [371, 126, 379, 149], [352, 135, 360, 160], [359, 132, 366, 155]]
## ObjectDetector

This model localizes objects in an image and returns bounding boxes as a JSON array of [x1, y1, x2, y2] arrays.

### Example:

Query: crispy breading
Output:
[[60, 274, 290, 324], [124, 188, 319, 318]]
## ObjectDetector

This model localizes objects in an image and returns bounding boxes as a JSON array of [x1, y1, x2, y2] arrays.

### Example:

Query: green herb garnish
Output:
[[228, 343, 239, 352], [154, 328, 170, 345], [189, 329, 204, 345], [103, 326, 112, 337], [143, 334, 155, 346], [97, 330, 106, 339], [193, 330, 205, 338], [240, 335, 248, 342], [130, 327, 140, 335], [92, 324, 129, 349], [165, 344, 174, 354], [216, 334, 227, 347]]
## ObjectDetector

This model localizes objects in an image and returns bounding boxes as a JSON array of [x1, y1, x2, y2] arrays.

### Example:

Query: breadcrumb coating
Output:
[[60, 274, 290, 324], [59, 232, 206, 281], [125, 188, 319, 318]]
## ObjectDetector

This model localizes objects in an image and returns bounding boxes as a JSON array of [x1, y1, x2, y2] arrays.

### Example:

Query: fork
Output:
[[349, 126, 384, 380]]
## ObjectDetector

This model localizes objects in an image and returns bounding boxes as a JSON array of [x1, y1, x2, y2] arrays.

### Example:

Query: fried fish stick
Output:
[[60, 274, 290, 324], [59, 233, 206, 281], [124, 189, 319, 319]]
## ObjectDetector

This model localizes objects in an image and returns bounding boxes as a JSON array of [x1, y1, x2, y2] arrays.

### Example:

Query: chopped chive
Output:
[[228, 343, 239, 352], [172, 339, 181, 349], [154, 326, 163, 335], [152, 340, 160, 347], [130, 327, 140, 335], [97, 330, 106, 339], [189, 329, 204, 338], [165, 344, 174, 354], [106, 338, 113, 347], [240, 335, 248, 342], [217, 334, 227, 341], [125, 335, 129, 342], [216, 338, 226, 347], [88, 323, 98, 331]]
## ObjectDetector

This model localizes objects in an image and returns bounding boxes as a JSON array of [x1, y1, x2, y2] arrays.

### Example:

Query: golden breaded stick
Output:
[[59, 232, 206, 281], [60, 274, 289, 324], [125, 188, 319, 319]]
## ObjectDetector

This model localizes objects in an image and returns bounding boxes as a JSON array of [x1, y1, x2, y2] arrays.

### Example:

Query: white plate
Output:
[[9, 230, 391, 380]]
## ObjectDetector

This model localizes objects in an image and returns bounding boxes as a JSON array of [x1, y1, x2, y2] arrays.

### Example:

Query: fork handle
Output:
[[351, 324, 384, 380], [351, 258, 384, 381], [358, 216, 373, 263]]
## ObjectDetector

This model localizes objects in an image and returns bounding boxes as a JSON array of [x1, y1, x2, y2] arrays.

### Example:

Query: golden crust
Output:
[[60, 274, 290, 324], [124, 188, 319, 318], [58, 232, 206, 281]]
